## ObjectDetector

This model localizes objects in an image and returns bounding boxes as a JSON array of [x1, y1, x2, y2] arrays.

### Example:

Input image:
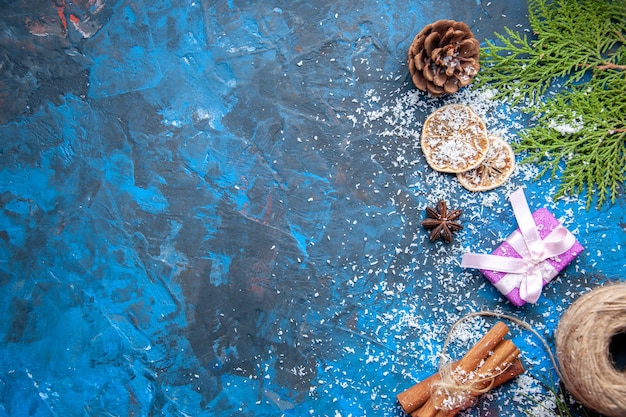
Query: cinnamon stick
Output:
[[455, 322, 509, 373], [397, 361, 459, 413], [431, 358, 525, 417], [472, 340, 520, 389], [411, 397, 437, 417], [492, 356, 525, 386], [431, 355, 525, 417], [433, 409, 457, 417], [397, 322, 509, 414], [431, 339, 519, 410]]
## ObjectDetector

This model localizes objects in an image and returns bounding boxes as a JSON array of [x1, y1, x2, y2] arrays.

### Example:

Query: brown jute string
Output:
[[430, 360, 496, 411], [555, 282, 626, 417], [433, 310, 560, 411]]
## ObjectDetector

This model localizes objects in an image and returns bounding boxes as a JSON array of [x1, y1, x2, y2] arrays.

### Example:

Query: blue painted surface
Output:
[[0, 1, 624, 416]]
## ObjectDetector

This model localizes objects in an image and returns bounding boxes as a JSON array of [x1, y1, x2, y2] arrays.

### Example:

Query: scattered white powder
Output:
[[547, 112, 584, 135], [293, 47, 599, 416]]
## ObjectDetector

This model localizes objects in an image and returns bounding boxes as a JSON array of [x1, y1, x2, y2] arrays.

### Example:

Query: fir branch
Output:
[[479, 0, 626, 103], [517, 76, 625, 209], [477, 0, 626, 208]]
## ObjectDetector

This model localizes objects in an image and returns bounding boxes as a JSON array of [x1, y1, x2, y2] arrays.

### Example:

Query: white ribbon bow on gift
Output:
[[461, 188, 577, 304]]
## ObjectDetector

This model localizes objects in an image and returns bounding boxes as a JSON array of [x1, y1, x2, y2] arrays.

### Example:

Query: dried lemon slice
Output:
[[457, 135, 516, 191], [421, 104, 490, 173]]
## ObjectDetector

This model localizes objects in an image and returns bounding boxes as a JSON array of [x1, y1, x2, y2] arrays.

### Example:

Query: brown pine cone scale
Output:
[[408, 20, 480, 97]]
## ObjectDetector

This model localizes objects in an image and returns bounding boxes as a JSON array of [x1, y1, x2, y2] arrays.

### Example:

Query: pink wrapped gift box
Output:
[[480, 207, 584, 306], [461, 188, 584, 307]]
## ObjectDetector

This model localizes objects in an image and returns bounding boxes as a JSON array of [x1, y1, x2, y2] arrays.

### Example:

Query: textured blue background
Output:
[[1, 1, 624, 416]]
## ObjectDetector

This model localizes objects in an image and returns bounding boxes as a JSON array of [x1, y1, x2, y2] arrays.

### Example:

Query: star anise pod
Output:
[[420, 200, 463, 243]]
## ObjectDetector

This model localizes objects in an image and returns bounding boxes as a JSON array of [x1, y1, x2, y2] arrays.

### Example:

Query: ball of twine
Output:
[[555, 283, 626, 417]]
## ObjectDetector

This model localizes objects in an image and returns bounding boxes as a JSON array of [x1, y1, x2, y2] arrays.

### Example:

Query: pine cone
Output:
[[408, 20, 480, 97]]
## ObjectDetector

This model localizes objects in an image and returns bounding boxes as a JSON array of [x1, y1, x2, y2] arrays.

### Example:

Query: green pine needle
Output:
[[477, 0, 626, 209]]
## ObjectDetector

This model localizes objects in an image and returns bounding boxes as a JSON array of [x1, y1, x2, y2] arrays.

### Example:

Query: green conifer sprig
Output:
[[516, 77, 625, 209], [477, 0, 626, 208]]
